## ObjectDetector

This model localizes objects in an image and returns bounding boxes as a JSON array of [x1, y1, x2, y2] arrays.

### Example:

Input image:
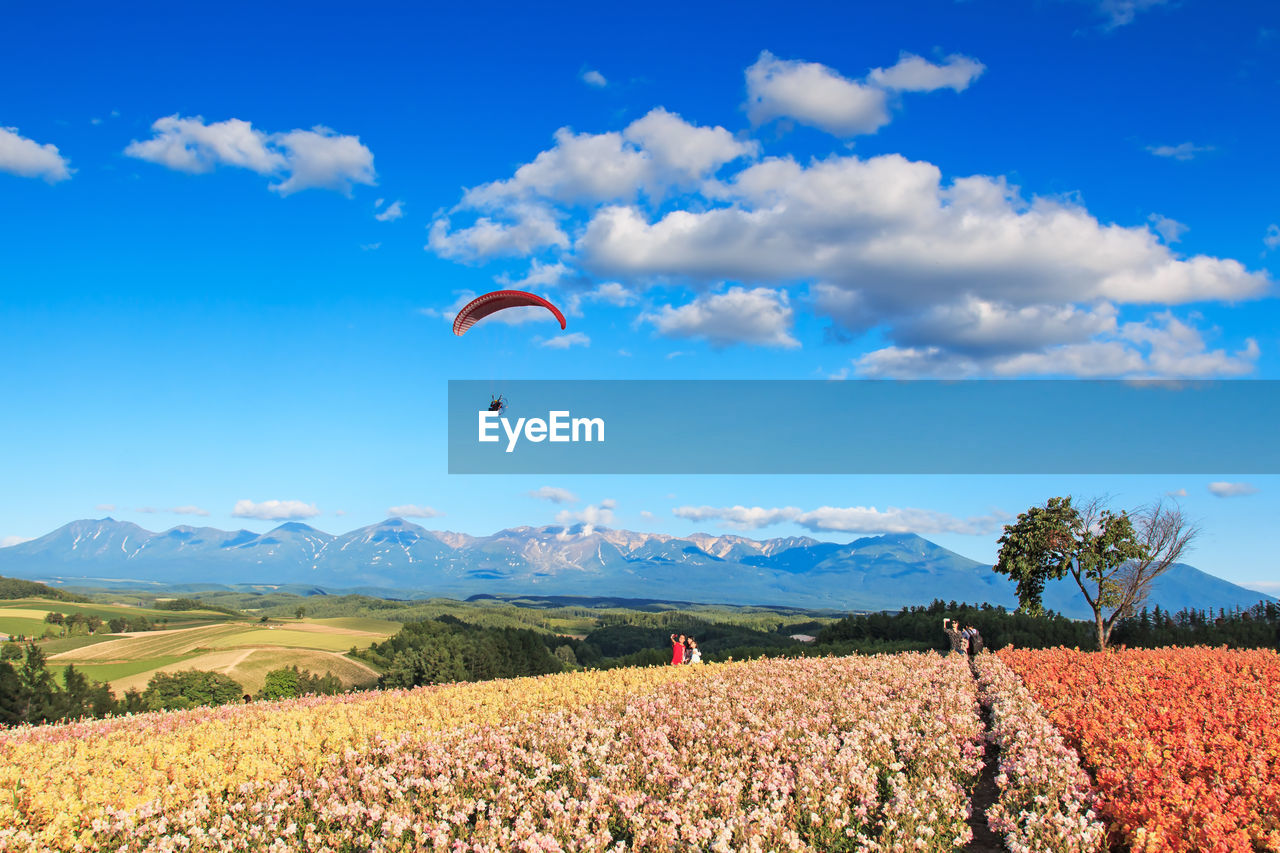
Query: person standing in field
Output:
[[942, 618, 968, 655], [670, 633, 685, 665], [687, 638, 702, 664], [967, 626, 984, 655]]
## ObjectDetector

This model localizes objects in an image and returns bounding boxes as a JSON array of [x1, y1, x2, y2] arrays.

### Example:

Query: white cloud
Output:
[[423, 55, 1269, 380], [231, 499, 320, 520], [125, 115, 375, 195], [854, 312, 1259, 378], [267, 126, 376, 195], [375, 200, 404, 221], [95, 503, 116, 511], [497, 259, 570, 290], [529, 486, 578, 504], [1265, 224, 1280, 251], [1243, 581, 1280, 595], [0, 536, 32, 548], [387, 504, 443, 518], [674, 505, 804, 530], [746, 51, 890, 136], [588, 282, 636, 306], [428, 204, 569, 260], [673, 503, 1006, 535], [430, 109, 756, 260], [794, 505, 1007, 535], [556, 502, 616, 533], [1098, 0, 1172, 28], [583, 156, 1266, 308], [1148, 213, 1187, 243], [1165, 488, 1188, 497], [361, 242, 382, 251], [1147, 142, 1213, 161], [1207, 481, 1259, 498], [582, 69, 607, 87], [562, 281, 638, 318], [866, 53, 986, 93], [745, 51, 983, 138], [136, 505, 210, 516], [0, 126, 73, 182], [126, 116, 281, 173], [642, 287, 799, 349], [541, 332, 590, 349]]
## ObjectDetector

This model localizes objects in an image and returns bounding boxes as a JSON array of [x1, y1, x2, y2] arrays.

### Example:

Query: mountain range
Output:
[[0, 517, 1271, 619]]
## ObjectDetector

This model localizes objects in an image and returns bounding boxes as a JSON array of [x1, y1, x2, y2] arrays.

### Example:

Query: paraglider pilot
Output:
[[487, 395, 506, 413]]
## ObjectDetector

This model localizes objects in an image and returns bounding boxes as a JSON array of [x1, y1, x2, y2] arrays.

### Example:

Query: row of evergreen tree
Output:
[[817, 599, 1280, 651]]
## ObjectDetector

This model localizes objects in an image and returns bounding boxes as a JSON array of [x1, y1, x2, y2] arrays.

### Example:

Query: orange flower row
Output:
[[999, 646, 1280, 853]]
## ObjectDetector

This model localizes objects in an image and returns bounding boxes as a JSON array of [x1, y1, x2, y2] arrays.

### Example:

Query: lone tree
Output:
[[993, 496, 1198, 650]]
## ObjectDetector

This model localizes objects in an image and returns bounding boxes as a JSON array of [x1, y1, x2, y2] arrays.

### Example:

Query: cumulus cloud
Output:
[[541, 332, 590, 349], [1, 536, 32, 548], [461, 108, 755, 209], [581, 152, 1267, 373], [422, 52, 1269, 375], [1165, 488, 1188, 497], [674, 504, 1006, 535], [1265, 224, 1280, 251], [642, 287, 799, 349], [231, 499, 320, 520], [387, 504, 443, 518], [125, 115, 375, 195], [529, 486, 579, 504], [136, 505, 211, 516], [430, 109, 755, 261], [0, 126, 73, 182], [582, 69, 607, 87], [746, 51, 983, 137], [1207, 481, 1259, 498], [1147, 142, 1213, 161], [375, 199, 404, 221]]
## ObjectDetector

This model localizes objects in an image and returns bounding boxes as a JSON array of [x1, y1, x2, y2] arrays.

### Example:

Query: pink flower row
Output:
[[971, 653, 1107, 853]]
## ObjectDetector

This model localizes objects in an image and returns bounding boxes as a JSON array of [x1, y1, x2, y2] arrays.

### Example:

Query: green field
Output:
[[202, 625, 392, 652], [47, 655, 195, 684]]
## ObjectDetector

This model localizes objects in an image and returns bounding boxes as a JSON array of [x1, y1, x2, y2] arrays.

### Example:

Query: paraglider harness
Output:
[[487, 395, 507, 414]]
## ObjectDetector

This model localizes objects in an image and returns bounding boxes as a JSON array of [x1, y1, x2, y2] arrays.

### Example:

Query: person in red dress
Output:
[[670, 633, 686, 665]]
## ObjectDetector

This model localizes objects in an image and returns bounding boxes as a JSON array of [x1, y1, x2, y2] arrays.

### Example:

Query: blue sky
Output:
[[2, 0, 1277, 594]]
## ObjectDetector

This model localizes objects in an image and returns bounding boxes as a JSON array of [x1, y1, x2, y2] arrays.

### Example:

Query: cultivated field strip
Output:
[[0, 654, 985, 852], [47, 624, 244, 662]]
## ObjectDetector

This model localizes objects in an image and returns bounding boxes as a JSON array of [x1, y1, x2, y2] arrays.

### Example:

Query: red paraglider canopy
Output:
[[452, 290, 568, 336]]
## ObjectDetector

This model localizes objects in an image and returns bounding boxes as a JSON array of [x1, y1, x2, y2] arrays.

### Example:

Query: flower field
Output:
[[999, 646, 1280, 853], [0, 653, 985, 852]]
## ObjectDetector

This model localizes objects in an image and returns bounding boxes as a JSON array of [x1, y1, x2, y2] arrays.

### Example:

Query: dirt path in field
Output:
[[964, 656, 1008, 853]]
